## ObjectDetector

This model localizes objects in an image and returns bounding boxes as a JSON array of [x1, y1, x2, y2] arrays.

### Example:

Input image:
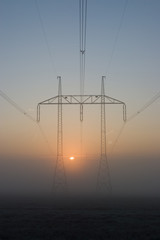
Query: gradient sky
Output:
[[0, 0, 160, 195]]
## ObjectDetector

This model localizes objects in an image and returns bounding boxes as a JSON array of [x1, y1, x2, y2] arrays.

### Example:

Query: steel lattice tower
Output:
[[97, 76, 112, 194], [37, 76, 126, 194]]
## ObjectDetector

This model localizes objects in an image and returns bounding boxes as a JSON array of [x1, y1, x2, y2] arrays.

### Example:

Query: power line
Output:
[[0, 88, 56, 195], [110, 89, 160, 154], [127, 90, 160, 122], [34, 0, 57, 75], [79, 0, 87, 167], [37, 123, 54, 155], [0, 89, 36, 122], [105, 0, 129, 75], [79, 0, 87, 96], [109, 122, 126, 155], [0, 88, 53, 156]]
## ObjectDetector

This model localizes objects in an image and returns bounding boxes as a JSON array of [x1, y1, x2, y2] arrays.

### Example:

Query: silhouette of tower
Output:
[[97, 76, 112, 194], [53, 76, 67, 193], [37, 77, 126, 195]]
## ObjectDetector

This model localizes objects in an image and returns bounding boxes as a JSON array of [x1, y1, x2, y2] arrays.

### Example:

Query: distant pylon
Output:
[[53, 76, 67, 193], [97, 76, 112, 194]]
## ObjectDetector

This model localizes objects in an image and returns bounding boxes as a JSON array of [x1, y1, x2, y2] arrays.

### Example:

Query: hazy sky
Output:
[[0, 0, 160, 196]]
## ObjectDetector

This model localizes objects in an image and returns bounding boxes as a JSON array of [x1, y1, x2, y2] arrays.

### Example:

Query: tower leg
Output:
[[97, 76, 112, 194], [53, 77, 67, 193]]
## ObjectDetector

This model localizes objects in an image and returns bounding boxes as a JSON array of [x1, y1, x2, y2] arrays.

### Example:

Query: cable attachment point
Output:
[[80, 50, 85, 54], [80, 104, 83, 122]]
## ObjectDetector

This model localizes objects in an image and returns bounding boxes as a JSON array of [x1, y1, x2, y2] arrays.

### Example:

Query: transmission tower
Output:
[[37, 76, 126, 194], [97, 76, 112, 194]]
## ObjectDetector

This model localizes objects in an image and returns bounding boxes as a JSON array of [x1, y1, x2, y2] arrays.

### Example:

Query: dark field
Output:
[[1, 197, 160, 240]]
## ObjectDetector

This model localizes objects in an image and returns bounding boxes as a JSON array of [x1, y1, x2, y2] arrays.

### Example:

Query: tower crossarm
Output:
[[37, 94, 125, 105], [37, 94, 126, 122]]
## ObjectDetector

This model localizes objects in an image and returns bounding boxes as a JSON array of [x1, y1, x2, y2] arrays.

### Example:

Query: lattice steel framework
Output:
[[97, 76, 112, 193], [54, 77, 67, 192], [37, 76, 126, 193]]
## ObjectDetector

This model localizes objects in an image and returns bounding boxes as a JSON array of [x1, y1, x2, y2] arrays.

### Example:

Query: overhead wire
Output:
[[79, 0, 87, 162], [79, 0, 87, 96], [0, 88, 55, 195], [104, 0, 128, 158], [106, 1, 159, 154], [37, 123, 54, 155], [127, 90, 160, 122], [110, 89, 160, 154], [105, 0, 129, 75], [0, 89, 36, 122], [34, 0, 57, 75], [0, 89, 53, 156]]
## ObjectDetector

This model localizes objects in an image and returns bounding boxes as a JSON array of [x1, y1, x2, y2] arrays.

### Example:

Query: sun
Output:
[[69, 156, 75, 161]]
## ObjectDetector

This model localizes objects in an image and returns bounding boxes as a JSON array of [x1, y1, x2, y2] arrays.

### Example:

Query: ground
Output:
[[1, 197, 160, 240]]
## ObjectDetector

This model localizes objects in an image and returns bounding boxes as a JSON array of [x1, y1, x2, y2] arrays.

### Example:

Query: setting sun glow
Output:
[[69, 156, 75, 160]]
